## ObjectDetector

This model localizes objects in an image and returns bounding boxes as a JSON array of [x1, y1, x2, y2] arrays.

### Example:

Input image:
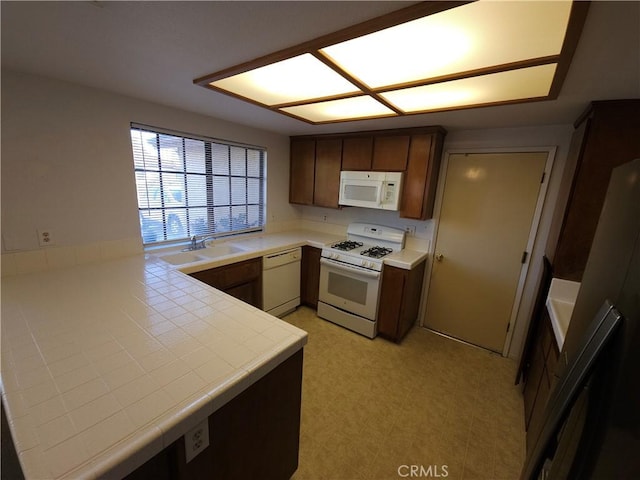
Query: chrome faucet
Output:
[[183, 235, 216, 251]]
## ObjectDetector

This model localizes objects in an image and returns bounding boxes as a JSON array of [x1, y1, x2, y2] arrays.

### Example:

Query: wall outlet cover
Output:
[[185, 419, 209, 463], [37, 229, 55, 247]]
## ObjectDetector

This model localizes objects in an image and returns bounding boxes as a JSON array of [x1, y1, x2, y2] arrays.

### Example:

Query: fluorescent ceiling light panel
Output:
[[281, 96, 396, 123], [321, 1, 572, 88], [194, 1, 586, 124], [210, 53, 359, 105], [382, 64, 558, 113]]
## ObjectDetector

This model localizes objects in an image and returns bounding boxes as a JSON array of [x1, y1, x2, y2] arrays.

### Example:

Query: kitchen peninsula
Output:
[[1, 249, 310, 479], [1, 228, 428, 478]]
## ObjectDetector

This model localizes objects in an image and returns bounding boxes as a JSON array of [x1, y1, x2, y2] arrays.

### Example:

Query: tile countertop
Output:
[[545, 278, 581, 350], [0, 254, 309, 479], [153, 229, 428, 273], [0, 229, 428, 479]]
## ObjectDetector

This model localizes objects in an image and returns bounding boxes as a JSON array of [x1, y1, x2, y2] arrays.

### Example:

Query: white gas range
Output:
[[318, 223, 406, 338]]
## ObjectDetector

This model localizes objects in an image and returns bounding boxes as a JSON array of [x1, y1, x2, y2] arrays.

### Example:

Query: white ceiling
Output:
[[2, 1, 639, 136]]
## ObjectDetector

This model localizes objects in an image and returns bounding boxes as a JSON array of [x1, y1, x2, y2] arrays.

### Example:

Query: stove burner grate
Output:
[[361, 246, 393, 259], [331, 240, 364, 251]]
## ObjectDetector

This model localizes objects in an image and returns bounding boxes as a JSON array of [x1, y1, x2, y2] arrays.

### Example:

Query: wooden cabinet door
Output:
[[377, 260, 425, 342], [314, 138, 342, 208], [342, 136, 373, 170], [400, 134, 442, 220], [289, 138, 315, 205], [377, 265, 407, 341], [372, 135, 410, 171], [189, 258, 262, 308], [553, 100, 640, 281], [300, 246, 321, 308]]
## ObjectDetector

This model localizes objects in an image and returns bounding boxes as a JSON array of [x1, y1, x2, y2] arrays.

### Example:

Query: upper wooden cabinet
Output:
[[372, 135, 410, 171], [314, 139, 342, 208], [342, 136, 373, 170], [553, 100, 640, 281], [400, 133, 444, 220], [289, 126, 446, 218], [289, 138, 315, 205], [289, 137, 342, 208]]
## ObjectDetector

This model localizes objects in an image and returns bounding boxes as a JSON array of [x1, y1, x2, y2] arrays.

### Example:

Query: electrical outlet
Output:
[[322, 215, 328, 222], [37, 229, 55, 247], [404, 225, 416, 236], [184, 420, 209, 463]]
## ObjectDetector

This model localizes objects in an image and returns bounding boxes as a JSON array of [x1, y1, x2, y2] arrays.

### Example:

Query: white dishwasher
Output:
[[263, 247, 301, 317]]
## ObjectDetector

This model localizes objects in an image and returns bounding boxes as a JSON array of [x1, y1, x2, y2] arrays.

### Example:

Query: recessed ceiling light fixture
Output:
[[194, 1, 590, 124]]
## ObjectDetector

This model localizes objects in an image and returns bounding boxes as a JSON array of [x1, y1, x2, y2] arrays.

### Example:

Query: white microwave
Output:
[[338, 171, 403, 211]]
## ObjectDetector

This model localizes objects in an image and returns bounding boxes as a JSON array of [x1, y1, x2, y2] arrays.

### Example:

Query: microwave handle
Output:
[[378, 182, 385, 206]]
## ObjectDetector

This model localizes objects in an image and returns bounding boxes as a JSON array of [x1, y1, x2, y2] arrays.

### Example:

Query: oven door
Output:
[[319, 257, 381, 320]]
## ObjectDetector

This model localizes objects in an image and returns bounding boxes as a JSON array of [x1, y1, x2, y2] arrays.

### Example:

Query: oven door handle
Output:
[[320, 257, 381, 279]]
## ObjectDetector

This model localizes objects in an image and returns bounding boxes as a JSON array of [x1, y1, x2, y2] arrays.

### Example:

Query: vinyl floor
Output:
[[284, 307, 525, 480]]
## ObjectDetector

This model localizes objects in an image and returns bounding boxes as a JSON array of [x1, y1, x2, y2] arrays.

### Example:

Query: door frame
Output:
[[419, 146, 557, 356]]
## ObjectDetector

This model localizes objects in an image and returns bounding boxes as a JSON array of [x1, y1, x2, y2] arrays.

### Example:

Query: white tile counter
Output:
[[384, 249, 428, 270], [545, 278, 581, 349], [1, 253, 308, 479], [153, 230, 342, 275]]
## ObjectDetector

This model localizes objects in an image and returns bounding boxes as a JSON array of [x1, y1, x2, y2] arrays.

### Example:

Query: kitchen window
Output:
[[131, 124, 265, 245]]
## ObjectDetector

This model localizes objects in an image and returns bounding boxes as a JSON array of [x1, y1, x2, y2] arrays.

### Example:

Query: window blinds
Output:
[[131, 124, 265, 245]]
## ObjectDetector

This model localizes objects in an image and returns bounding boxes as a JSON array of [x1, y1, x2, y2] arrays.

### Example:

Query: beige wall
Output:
[[1, 69, 296, 258], [1, 68, 576, 361]]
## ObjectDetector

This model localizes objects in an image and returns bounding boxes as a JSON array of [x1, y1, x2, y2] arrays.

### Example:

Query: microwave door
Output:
[[340, 180, 379, 207]]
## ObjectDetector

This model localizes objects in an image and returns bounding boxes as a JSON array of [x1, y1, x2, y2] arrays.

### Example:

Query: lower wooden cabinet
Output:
[[377, 260, 426, 342], [300, 246, 321, 308], [189, 257, 262, 309], [523, 309, 560, 451], [125, 349, 304, 480]]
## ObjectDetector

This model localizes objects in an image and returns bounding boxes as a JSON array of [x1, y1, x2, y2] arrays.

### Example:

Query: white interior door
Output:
[[424, 152, 548, 353]]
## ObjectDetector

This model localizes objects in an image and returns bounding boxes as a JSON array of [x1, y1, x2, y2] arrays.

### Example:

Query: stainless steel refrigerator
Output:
[[521, 158, 640, 479]]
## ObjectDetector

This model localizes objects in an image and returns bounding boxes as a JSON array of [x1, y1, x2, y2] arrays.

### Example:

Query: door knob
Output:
[[435, 253, 444, 262]]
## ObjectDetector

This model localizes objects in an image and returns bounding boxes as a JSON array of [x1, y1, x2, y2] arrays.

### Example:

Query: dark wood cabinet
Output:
[[300, 245, 321, 308], [314, 139, 342, 208], [126, 349, 304, 480], [400, 133, 444, 220], [189, 258, 262, 309], [289, 138, 315, 205], [289, 126, 446, 219], [289, 138, 342, 209], [372, 135, 410, 171], [377, 260, 426, 342], [523, 309, 560, 452], [342, 136, 373, 170], [553, 100, 640, 281]]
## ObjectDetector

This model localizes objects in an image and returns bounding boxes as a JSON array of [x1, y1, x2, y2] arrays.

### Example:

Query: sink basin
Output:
[[158, 243, 247, 265], [159, 252, 208, 265], [198, 244, 247, 258]]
